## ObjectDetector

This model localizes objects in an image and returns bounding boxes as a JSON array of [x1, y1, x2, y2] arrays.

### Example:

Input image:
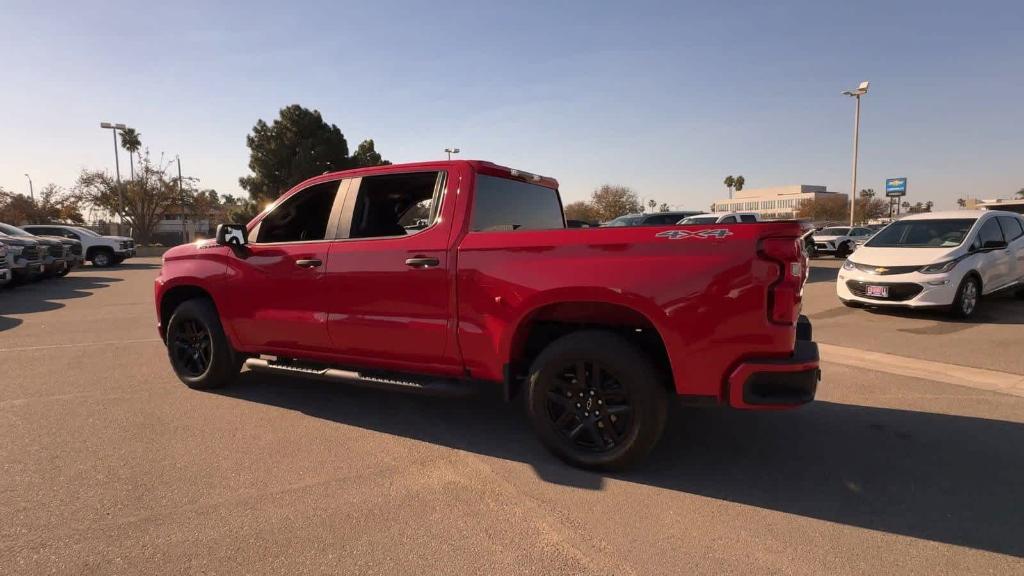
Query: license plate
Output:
[[865, 285, 889, 297]]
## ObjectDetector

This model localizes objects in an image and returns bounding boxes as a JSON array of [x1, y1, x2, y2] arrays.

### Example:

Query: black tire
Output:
[[91, 249, 114, 268], [56, 265, 71, 277], [112, 256, 125, 265], [526, 330, 669, 471], [165, 298, 242, 389], [835, 242, 851, 259], [949, 275, 981, 319]]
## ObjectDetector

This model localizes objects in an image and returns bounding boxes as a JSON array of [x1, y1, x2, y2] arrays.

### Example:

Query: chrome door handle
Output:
[[295, 259, 322, 268], [405, 257, 440, 268]]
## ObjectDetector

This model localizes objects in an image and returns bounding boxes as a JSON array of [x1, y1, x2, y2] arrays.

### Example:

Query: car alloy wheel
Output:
[[170, 318, 213, 378], [93, 252, 111, 267], [960, 278, 978, 316], [543, 360, 634, 453]]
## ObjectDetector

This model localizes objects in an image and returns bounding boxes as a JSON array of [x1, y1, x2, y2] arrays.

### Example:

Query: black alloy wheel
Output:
[[544, 360, 633, 452], [170, 318, 213, 378]]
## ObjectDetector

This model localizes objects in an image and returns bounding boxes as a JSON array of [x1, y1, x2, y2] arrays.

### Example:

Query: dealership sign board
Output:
[[886, 178, 907, 197]]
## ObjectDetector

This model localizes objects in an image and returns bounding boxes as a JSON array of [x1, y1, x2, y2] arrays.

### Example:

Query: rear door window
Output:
[[997, 216, 1024, 242], [740, 214, 758, 223], [471, 175, 563, 232], [977, 218, 1005, 247]]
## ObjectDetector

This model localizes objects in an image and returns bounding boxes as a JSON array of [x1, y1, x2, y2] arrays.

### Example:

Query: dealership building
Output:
[[711, 185, 848, 220]]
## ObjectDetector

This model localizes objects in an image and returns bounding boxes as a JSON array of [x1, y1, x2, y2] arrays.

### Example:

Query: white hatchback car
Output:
[[836, 210, 1024, 318]]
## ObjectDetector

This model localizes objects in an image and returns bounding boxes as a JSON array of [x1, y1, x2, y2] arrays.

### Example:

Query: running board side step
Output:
[[243, 358, 475, 397]]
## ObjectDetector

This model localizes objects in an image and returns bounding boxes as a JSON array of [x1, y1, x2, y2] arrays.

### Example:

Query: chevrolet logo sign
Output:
[[874, 267, 889, 274]]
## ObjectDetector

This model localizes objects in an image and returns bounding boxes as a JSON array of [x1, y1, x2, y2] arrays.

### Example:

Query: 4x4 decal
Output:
[[656, 229, 733, 240]]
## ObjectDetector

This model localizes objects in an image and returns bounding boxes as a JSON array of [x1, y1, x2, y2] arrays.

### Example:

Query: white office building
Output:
[[711, 185, 848, 220]]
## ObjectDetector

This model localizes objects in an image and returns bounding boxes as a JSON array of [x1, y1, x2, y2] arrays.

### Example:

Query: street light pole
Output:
[[24, 174, 34, 201], [444, 147, 460, 160], [100, 122, 129, 233], [842, 82, 869, 227]]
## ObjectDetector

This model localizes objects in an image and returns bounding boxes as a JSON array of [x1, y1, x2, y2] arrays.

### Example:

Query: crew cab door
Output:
[[323, 169, 458, 371], [222, 178, 347, 355]]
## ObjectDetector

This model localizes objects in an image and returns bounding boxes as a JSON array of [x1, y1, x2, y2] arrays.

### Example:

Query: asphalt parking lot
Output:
[[2, 258, 1022, 575]]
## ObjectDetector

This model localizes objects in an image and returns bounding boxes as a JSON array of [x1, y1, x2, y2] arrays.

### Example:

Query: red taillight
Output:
[[760, 237, 804, 324]]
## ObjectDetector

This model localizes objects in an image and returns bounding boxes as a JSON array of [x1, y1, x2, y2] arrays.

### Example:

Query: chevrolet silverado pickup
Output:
[[155, 160, 819, 470]]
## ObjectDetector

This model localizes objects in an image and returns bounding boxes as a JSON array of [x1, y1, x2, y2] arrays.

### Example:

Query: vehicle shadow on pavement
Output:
[[0, 276, 124, 332], [106, 262, 161, 270], [217, 373, 1023, 557], [806, 264, 841, 283]]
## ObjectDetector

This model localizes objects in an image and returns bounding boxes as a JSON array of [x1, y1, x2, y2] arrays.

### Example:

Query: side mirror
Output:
[[216, 224, 248, 247], [983, 239, 1007, 250]]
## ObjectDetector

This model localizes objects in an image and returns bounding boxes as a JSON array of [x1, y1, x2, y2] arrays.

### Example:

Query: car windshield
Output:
[[819, 227, 850, 236], [680, 216, 719, 225], [865, 218, 976, 248], [0, 223, 32, 237], [73, 227, 100, 237], [603, 216, 642, 227]]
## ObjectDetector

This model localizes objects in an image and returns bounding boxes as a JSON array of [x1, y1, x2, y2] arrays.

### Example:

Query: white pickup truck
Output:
[[22, 224, 136, 267], [678, 212, 762, 225]]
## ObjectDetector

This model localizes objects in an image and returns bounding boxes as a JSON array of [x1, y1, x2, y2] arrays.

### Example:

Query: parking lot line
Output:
[[820, 343, 1024, 398], [0, 338, 161, 353]]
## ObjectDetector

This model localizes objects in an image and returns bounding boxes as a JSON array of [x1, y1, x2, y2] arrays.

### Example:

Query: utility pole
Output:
[[178, 156, 187, 244], [100, 122, 129, 234], [841, 82, 869, 227]]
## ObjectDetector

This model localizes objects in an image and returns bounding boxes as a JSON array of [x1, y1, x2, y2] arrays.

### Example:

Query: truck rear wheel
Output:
[[165, 298, 242, 389], [526, 330, 668, 471]]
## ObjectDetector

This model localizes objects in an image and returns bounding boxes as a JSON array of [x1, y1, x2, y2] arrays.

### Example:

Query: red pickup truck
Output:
[[155, 160, 819, 469]]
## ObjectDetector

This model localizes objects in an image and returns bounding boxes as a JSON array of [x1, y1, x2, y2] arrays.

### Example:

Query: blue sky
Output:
[[1, 0, 1021, 210]]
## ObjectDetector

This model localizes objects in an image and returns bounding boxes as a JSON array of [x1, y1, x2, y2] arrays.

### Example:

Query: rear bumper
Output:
[[727, 316, 820, 410]]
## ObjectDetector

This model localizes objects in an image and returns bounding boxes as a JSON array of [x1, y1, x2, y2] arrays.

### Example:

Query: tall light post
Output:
[[842, 81, 869, 226], [444, 147, 460, 160], [177, 155, 187, 244], [23, 174, 34, 201], [100, 122, 129, 232]]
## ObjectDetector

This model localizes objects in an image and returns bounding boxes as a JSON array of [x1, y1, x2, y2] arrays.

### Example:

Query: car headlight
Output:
[[8, 245, 23, 256], [920, 258, 963, 274], [842, 259, 856, 270]]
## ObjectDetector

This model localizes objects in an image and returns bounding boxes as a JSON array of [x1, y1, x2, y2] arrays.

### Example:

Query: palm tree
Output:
[[1016, 187, 1024, 199], [956, 198, 967, 208], [119, 128, 142, 180], [733, 175, 745, 193]]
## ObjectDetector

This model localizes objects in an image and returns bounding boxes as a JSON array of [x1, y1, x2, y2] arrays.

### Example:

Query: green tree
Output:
[[1016, 187, 1024, 199], [734, 175, 745, 192], [658, 202, 670, 212], [590, 185, 641, 221], [0, 184, 84, 224], [723, 175, 746, 199], [240, 105, 354, 202], [563, 200, 601, 223], [351, 139, 391, 168], [219, 194, 261, 224], [859, 188, 875, 199], [796, 195, 849, 222], [76, 153, 185, 245], [646, 199, 657, 213], [119, 128, 142, 180], [956, 198, 967, 208]]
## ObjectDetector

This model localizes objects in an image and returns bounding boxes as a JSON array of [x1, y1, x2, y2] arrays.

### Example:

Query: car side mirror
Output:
[[982, 239, 1007, 250], [216, 224, 248, 247]]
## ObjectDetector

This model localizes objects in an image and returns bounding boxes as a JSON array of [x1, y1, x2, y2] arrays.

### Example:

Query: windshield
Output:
[[865, 218, 976, 248], [0, 223, 32, 237], [680, 216, 719, 225], [819, 227, 850, 236], [73, 227, 100, 237], [603, 216, 642, 227]]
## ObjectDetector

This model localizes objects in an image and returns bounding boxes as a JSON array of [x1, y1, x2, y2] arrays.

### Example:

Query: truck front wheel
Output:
[[165, 298, 243, 389], [526, 330, 668, 471]]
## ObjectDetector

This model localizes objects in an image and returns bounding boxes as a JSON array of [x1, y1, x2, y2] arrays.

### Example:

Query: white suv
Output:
[[836, 210, 1024, 318], [22, 225, 136, 268]]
